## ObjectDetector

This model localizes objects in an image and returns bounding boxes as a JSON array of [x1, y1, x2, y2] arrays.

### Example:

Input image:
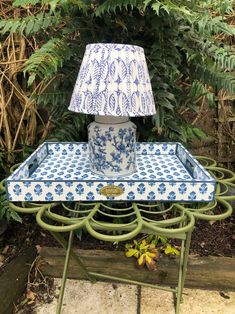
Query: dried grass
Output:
[[0, 1, 51, 162]]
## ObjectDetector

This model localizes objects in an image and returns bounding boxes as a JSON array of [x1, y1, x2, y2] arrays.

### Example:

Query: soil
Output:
[[0, 206, 234, 270]]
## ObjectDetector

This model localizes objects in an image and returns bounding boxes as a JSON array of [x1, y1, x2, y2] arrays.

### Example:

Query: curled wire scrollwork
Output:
[[1, 157, 234, 241]]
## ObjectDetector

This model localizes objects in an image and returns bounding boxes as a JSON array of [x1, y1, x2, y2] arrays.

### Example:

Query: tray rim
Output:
[[6, 141, 216, 184], [5, 141, 217, 202]]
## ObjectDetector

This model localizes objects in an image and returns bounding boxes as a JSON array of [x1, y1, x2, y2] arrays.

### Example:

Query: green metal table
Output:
[[1, 156, 234, 314]]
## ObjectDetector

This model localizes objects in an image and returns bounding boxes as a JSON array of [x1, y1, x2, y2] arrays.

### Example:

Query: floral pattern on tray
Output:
[[6, 142, 216, 202]]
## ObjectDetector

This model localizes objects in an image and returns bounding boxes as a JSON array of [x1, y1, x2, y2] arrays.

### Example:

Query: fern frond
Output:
[[189, 80, 214, 105], [37, 91, 69, 108], [65, 0, 88, 10], [214, 48, 235, 71], [192, 62, 235, 94], [96, 0, 141, 16], [24, 38, 73, 85], [148, 0, 191, 17], [188, 38, 235, 71], [13, 0, 87, 12], [0, 12, 60, 36], [200, 0, 233, 15], [197, 16, 235, 36]]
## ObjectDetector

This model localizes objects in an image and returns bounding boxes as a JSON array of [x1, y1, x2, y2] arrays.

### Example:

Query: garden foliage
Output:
[[0, 0, 235, 162]]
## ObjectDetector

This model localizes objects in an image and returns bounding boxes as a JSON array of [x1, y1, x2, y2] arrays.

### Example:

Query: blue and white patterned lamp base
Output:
[[88, 116, 137, 177]]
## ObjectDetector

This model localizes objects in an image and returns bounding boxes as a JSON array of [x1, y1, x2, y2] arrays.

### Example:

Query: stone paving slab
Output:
[[36, 279, 138, 314], [141, 287, 235, 314], [36, 279, 235, 314]]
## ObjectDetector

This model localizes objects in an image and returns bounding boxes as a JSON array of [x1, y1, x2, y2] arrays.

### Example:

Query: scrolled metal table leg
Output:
[[175, 228, 192, 314], [180, 229, 192, 300], [55, 230, 74, 314]]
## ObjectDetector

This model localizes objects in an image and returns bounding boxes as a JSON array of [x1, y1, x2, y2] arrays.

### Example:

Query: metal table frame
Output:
[[1, 156, 234, 314]]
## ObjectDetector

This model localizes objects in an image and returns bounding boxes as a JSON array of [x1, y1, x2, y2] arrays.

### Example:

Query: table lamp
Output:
[[68, 43, 156, 177]]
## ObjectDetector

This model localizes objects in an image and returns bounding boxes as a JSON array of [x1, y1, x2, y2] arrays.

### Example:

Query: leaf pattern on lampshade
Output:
[[68, 43, 156, 116]]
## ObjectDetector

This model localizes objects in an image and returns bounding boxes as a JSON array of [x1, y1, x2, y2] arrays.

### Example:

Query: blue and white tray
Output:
[[6, 142, 216, 202]]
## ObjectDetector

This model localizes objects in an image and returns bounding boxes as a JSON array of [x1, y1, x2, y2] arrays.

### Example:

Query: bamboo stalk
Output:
[[0, 83, 12, 152]]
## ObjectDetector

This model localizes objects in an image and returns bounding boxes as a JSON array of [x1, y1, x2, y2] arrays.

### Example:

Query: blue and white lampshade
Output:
[[69, 43, 156, 177], [68, 43, 156, 116]]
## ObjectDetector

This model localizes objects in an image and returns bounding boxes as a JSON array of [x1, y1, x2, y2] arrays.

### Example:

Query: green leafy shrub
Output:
[[1, 0, 235, 146]]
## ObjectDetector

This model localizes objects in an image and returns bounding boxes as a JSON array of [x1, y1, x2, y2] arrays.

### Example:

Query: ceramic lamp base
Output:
[[88, 116, 137, 177]]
